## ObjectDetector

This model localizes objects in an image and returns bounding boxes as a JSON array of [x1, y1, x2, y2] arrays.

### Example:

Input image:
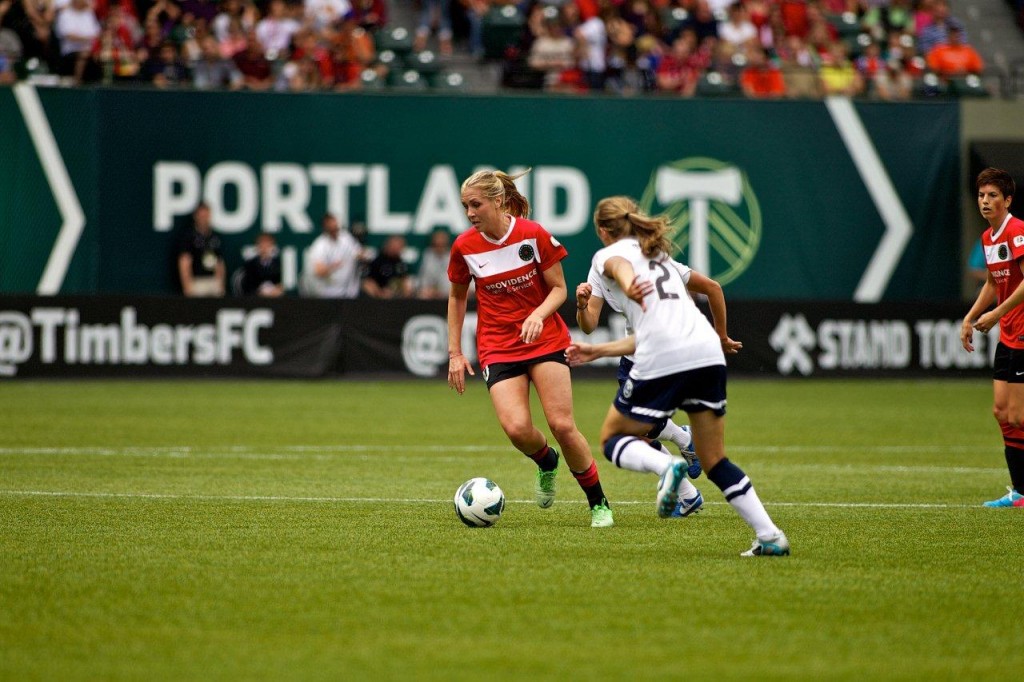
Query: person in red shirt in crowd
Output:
[[656, 29, 702, 96], [740, 45, 785, 97], [447, 169, 614, 528], [962, 168, 1024, 508], [926, 24, 983, 79]]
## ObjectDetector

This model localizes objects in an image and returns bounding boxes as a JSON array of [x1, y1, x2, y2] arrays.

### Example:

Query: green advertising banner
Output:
[[0, 86, 961, 300]]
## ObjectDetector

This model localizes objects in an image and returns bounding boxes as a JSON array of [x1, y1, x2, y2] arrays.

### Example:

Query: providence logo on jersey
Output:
[[639, 157, 762, 286]]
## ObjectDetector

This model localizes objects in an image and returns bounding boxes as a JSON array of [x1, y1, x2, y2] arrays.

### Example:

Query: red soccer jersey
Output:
[[983, 214, 1024, 349], [448, 216, 571, 367]]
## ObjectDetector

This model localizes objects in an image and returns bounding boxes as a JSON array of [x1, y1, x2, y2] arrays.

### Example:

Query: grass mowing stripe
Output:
[[0, 489, 980, 508]]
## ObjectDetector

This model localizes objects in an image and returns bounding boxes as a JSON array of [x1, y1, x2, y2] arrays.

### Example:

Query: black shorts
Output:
[[483, 349, 568, 389], [993, 342, 1024, 383], [613, 364, 728, 423]]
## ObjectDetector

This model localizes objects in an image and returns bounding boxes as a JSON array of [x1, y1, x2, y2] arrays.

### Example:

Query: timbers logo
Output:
[[639, 157, 762, 286]]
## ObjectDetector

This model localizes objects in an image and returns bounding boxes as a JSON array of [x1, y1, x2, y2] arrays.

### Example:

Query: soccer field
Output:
[[1, 378, 1021, 680]]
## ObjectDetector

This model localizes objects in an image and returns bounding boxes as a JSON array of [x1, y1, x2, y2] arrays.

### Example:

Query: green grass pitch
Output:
[[1, 378, 1022, 680]]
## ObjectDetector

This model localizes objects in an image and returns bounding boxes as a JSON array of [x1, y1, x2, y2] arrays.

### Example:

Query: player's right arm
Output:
[[566, 335, 638, 366], [962, 271, 999, 352], [447, 281, 475, 394]]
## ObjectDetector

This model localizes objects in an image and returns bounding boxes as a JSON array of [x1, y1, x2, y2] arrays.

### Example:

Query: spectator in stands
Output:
[[740, 44, 785, 97], [256, 0, 299, 59], [926, 24, 983, 79], [303, 213, 364, 298], [9, 0, 57, 72], [818, 39, 862, 95], [363, 235, 414, 298], [326, 15, 375, 89], [349, 0, 387, 33], [862, 0, 914, 43], [528, 10, 576, 90], [193, 33, 243, 88], [239, 232, 284, 297], [656, 30, 701, 95], [415, 0, 452, 55], [212, 0, 254, 43], [178, 203, 226, 297], [777, 34, 821, 97], [916, 0, 966, 57], [575, 3, 608, 91], [55, 0, 101, 82], [416, 228, 452, 300], [94, 3, 143, 82], [142, 40, 189, 86], [718, 1, 757, 49], [604, 8, 636, 93], [234, 32, 274, 89], [305, 0, 351, 31], [674, 0, 718, 45], [0, 20, 20, 84], [458, 0, 488, 59]]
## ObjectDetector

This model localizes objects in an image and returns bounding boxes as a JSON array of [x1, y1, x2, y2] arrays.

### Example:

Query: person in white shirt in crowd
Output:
[[303, 213, 364, 298]]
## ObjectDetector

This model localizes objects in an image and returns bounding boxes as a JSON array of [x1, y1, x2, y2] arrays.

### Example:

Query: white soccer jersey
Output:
[[586, 262, 636, 361], [591, 238, 724, 379]]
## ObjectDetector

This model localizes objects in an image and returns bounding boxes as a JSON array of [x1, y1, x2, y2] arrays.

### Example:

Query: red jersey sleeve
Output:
[[447, 238, 471, 285], [534, 226, 568, 272], [1009, 220, 1024, 262]]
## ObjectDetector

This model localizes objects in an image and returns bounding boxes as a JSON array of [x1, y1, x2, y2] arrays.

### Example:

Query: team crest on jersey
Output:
[[1015, 235, 1024, 248], [622, 379, 634, 399], [985, 242, 1011, 264], [518, 244, 535, 262]]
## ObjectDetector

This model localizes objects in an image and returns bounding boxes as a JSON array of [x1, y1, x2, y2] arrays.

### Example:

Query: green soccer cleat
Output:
[[983, 486, 1024, 507], [535, 460, 558, 509], [590, 503, 614, 528], [741, 531, 791, 557]]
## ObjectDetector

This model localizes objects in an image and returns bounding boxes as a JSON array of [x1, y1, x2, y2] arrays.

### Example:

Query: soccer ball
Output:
[[453, 477, 505, 527]]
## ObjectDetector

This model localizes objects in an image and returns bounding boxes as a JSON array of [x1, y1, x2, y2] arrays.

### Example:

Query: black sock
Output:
[[527, 445, 559, 472], [572, 462, 607, 508], [1006, 446, 1024, 493]]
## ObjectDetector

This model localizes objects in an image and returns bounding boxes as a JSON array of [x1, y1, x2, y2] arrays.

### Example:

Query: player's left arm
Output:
[[975, 259, 1024, 333], [686, 270, 742, 354], [522, 261, 569, 343]]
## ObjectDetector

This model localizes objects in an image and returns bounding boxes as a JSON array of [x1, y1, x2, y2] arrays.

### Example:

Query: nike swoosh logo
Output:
[[1017, 371, 1024, 376]]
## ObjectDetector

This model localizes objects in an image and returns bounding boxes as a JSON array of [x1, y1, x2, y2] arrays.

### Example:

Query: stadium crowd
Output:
[[0, 0, 994, 96]]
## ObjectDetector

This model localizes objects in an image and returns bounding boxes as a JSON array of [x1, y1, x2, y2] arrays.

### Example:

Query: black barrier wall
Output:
[[0, 296, 996, 379]]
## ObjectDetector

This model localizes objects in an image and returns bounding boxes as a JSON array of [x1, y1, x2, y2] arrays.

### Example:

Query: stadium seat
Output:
[[389, 69, 428, 90], [948, 74, 990, 98], [482, 5, 524, 60], [659, 6, 689, 34], [696, 71, 741, 97], [407, 49, 442, 85], [376, 27, 414, 57], [359, 68, 385, 89], [432, 71, 468, 91], [826, 11, 861, 37], [912, 72, 949, 98]]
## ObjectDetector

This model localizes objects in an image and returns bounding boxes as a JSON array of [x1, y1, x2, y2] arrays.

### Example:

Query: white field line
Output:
[[0, 489, 977, 509]]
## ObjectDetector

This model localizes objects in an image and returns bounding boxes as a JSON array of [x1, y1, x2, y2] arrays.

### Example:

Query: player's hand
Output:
[[626, 275, 653, 310], [961, 319, 975, 352], [521, 312, 544, 344], [721, 337, 743, 354], [447, 353, 474, 395], [565, 342, 598, 366], [973, 312, 998, 335], [575, 282, 592, 310]]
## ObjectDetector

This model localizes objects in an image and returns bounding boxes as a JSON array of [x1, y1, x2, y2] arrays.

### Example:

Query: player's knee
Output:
[[546, 417, 578, 444], [501, 420, 535, 444], [993, 404, 1008, 424], [601, 434, 628, 462]]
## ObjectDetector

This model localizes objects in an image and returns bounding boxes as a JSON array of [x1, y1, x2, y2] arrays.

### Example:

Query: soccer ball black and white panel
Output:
[[453, 477, 505, 527]]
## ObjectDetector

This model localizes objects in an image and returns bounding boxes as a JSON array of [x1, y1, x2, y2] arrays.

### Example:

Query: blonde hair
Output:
[[593, 196, 674, 258], [461, 168, 532, 218]]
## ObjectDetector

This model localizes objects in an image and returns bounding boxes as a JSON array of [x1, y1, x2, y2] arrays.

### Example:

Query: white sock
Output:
[[609, 437, 674, 475], [652, 442, 699, 499], [651, 419, 692, 452], [723, 479, 780, 539]]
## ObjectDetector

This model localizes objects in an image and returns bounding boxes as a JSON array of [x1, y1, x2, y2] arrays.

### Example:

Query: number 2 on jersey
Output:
[[649, 261, 681, 300]]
